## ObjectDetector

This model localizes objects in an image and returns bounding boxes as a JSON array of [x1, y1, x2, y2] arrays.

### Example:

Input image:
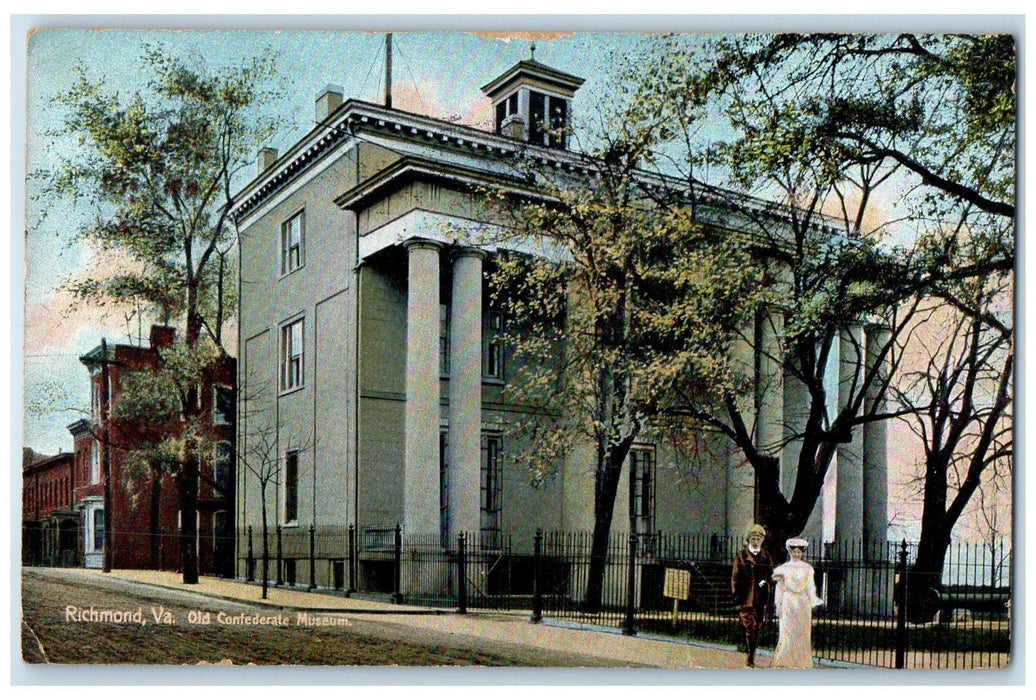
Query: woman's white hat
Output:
[[785, 537, 808, 549]]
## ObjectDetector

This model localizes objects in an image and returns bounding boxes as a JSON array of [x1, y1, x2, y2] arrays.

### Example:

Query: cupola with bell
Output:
[[480, 43, 585, 149]]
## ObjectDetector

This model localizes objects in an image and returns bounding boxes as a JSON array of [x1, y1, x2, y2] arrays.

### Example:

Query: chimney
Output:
[[149, 325, 176, 351], [316, 85, 344, 123], [257, 147, 279, 175], [501, 114, 525, 141]]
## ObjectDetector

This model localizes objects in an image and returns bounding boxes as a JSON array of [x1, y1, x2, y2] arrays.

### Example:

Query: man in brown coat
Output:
[[731, 523, 774, 667]]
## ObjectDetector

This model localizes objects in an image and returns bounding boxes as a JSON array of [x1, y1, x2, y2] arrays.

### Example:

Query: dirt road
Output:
[[20, 569, 634, 667]]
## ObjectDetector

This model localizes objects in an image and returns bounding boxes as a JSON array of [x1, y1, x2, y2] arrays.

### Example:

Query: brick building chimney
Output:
[[149, 325, 176, 351]]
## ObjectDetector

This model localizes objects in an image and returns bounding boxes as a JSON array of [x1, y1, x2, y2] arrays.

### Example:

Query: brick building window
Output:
[[214, 441, 231, 495], [92, 509, 104, 551], [213, 385, 233, 425]]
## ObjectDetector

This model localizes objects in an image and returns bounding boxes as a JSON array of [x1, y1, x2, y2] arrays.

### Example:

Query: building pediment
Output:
[[334, 155, 542, 215]]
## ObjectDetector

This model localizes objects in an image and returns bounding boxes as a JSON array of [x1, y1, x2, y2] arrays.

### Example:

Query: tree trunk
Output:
[[148, 464, 163, 569], [907, 526, 952, 623], [260, 487, 269, 600], [906, 451, 953, 622], [180, 435, 200, 584], [582, 440, 632, 613], [178, 304, 203, 584]]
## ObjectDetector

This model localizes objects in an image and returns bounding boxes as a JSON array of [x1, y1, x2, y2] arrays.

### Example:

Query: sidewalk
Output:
[[91, 568, 753, 669]]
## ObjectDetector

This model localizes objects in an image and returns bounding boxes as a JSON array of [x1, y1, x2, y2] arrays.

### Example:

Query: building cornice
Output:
[[231, 99, 842, 241], [79, 345, 113, 371], [231, 99, 598, 225], [67, 418, 93, 437]]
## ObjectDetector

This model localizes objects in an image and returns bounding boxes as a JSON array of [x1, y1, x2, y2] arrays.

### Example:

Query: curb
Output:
[[117, 574, 456, 616]]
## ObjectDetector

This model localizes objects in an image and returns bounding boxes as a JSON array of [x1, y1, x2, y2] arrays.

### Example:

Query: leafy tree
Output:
[[619, 32, 1015, 551], [37, 45, 280, 583], [487, 129, 766, 612]]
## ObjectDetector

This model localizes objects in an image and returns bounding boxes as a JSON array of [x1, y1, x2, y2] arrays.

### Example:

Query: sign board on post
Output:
[[664, 568, 691, 600], [664, 567, 691, 626]]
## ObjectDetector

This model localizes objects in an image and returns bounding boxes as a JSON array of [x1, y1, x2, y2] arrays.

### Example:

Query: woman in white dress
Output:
[[770, 537, 824, 668]]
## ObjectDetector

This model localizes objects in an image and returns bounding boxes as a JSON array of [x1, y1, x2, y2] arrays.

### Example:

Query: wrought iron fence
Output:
[[28, 520, 1008, 669], [261, 526, 1005, 669], [22, 525, 236, 576]]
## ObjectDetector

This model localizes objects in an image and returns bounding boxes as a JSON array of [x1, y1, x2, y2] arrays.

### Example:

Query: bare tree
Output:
[[891, 264, 1012, 619], [237, 377, 312, 599]]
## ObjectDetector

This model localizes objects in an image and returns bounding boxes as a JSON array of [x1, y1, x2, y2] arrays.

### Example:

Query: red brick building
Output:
[[69, 325, 236, 574], [21, 448, 78, 566]]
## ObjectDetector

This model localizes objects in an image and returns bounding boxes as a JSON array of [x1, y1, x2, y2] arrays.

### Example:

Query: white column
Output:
[[404, 239, 442, 536], [782, 366, 825, 541], [448, 248, 484, 538], [780, 368, 806, 497], [725, 326, 757, 537], [835, 325, 865, 544], [863, 324, 890, 548]]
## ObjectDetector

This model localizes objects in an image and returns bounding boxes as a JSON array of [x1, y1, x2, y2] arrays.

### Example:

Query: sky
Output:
[[20, 27, 653, 456], [13, 17, 1022, 545]]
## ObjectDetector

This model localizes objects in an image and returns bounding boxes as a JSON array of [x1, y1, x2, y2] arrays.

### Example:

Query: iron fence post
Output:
[[308, 524, 317, 590], [391, 523, 403, 603], [895, 539, 908, 669], [276, 524, 283, 586], [623, 532, 637, 636], [457, 532, 468, 614], [531, 528, 543, 623], [246, 526, 254, 581], [347, 524, 357, 594]]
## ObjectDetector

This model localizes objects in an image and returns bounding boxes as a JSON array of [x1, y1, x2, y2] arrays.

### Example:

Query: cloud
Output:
[[471, 32, 577, 42], [22, 279, 151, 356], [392, 80, 492, 130]]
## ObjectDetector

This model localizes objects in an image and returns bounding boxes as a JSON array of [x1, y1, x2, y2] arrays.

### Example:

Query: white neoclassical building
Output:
[[231, 55, 890, 591]]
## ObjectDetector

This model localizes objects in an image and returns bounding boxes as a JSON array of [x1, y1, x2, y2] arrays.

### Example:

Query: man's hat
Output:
[[747, 524, 766, 539]]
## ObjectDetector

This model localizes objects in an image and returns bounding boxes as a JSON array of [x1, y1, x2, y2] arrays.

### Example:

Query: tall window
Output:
[[280, 318, 304, 391], [213, 510, 228, 559], [481, 435, 503, 548], [90, 442, 100, 484], [93, 508, 105, 551], [440, 303, 450, 376], [439, 431, 450, 547], [484, 310, 504, 380], [213, 385, 233, 425], [283, 450, 299, 524], [630, 447, 656, 538], [214, 441, 231, 495], [281, 210, 305, 274]]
